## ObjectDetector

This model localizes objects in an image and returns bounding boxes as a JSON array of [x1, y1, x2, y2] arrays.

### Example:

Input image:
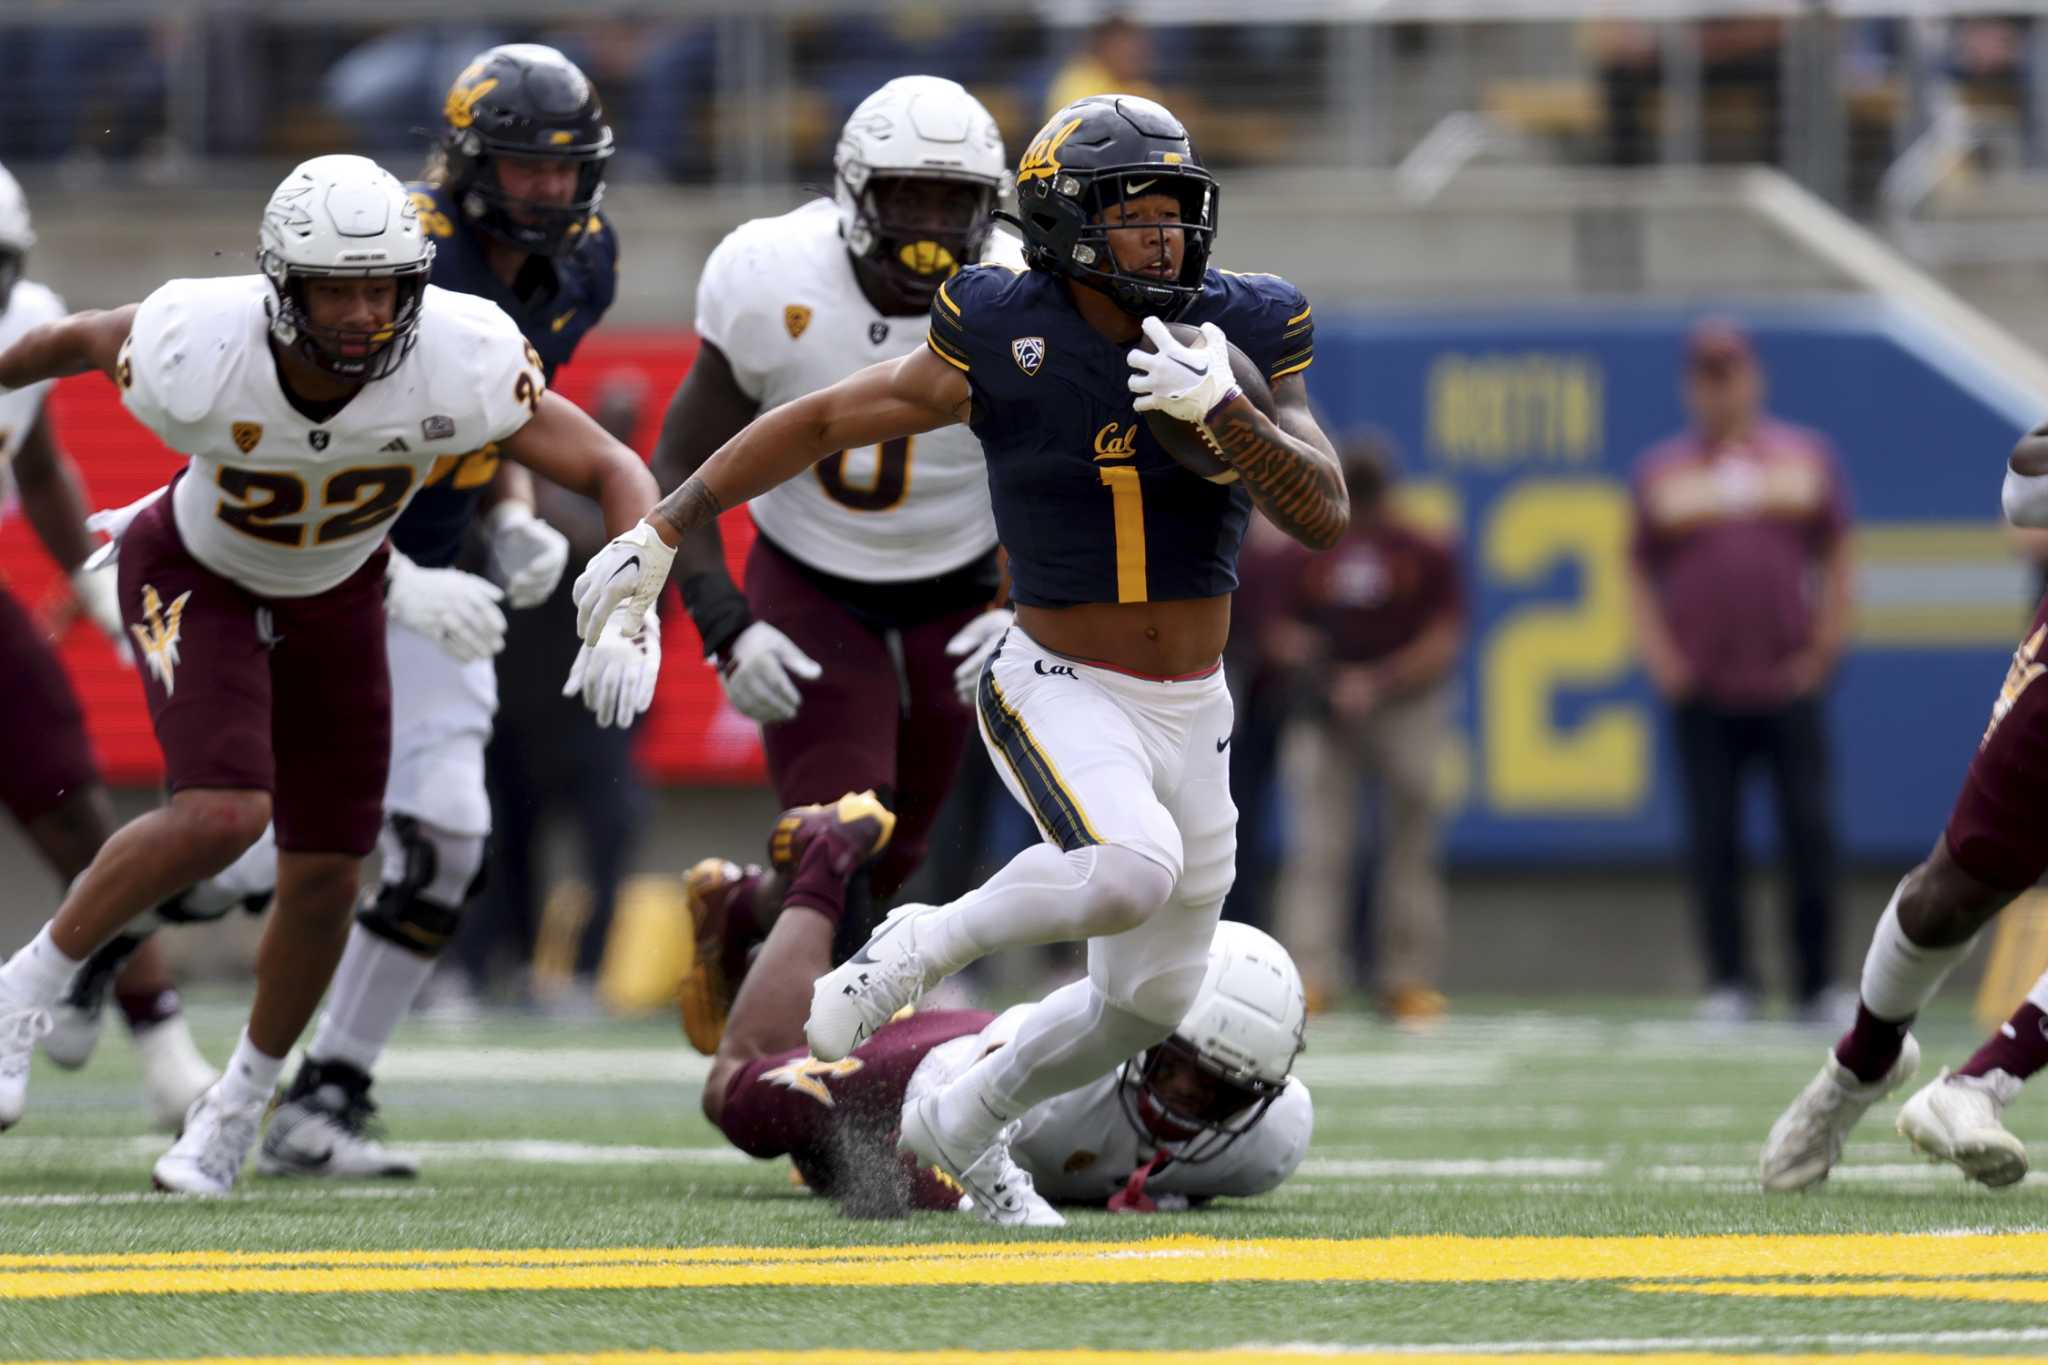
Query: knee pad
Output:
[[1070, 845, 1176, 939], [1087, 909, 1214, 1031], [356, 816, 486, 958]]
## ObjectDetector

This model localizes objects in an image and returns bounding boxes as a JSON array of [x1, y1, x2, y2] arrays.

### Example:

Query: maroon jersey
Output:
[[1630, 418, 1849, 707], [1280, 521, 1463, 665]]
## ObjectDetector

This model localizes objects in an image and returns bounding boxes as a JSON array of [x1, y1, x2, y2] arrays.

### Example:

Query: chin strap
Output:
[[1108, 1149, 1171, 1214]]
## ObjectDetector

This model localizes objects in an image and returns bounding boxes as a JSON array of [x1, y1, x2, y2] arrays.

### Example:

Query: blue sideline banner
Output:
[[1298, 300, 2040, 864]]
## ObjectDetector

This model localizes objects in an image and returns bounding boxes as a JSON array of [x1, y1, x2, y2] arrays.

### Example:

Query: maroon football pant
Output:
[[0, 582, 100, 827], [117, 492, 391, 857], [743, 540, 983, 900], [716, 1008, 994, 1212], [1946, 594, 2048, 891]]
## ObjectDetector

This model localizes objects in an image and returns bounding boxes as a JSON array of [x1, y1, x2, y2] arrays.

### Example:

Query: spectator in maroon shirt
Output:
[[1627, 319, 1855, 1027], [1271, 437, 1465, 1027]]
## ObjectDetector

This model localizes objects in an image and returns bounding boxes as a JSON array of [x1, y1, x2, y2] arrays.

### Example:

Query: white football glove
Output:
[[716, 620, 822, 725], [385, 550, 508, 663], [563, 605, 662, 729], [486, 500, 570, 609], [945, 607, 1013, 706], [573, 521, 676, 646], [68, 558, 129, 661], [1126, 316, 1242, 426]]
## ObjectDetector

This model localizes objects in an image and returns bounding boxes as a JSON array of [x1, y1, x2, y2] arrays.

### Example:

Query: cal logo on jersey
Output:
[[784, 305, 811, 340], [231, 422, 262, 454], [1012, 336, 1045, 376]]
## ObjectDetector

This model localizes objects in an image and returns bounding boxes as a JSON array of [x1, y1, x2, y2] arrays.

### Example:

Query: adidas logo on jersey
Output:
[[380, 437, 410, 454]]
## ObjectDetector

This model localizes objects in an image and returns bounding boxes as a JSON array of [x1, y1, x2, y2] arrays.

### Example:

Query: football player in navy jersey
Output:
[[583, 94, 1345, 1226], [49, 45, 637, 1180]]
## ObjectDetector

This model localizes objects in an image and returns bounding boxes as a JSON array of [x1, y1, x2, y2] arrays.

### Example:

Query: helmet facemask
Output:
[[841, 167, 998, 311], [261, 255, 432, 384], [1019, 162, 1216, 320], [457, 148, 609, 259], [1115, 1032, 1287, 1165]]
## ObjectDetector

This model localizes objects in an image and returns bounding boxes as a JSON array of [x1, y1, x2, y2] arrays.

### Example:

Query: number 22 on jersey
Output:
[[214, 464, 414, 547]]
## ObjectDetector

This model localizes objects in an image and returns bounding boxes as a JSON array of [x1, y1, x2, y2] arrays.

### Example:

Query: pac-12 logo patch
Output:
[[231, 422, 262, 454], [1011, 336, 1046, 376], [784, 305, 812, 340]]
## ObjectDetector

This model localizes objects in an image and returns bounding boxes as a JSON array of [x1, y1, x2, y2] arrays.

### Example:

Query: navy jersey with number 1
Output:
[[927, 264, 1312, 609], [388, 181, 622, 567]]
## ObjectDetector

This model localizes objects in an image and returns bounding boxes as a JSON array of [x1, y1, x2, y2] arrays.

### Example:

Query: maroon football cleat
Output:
[[677, 858, 764, 1056], [768, 790, 898, 882]]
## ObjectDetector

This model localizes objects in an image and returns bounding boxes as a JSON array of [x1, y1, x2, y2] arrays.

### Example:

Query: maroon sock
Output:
[[781, 840, 853, 927], [1833, 1001, 1912, 1084], [1958, 1003, 2048, 1081], [117, 986, 182, 1033]]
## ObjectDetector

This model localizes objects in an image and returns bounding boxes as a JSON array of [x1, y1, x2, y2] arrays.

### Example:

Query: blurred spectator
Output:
[[446, 374, 653, 1011], [1585, 18, 1785, 166], [1221, 514, 1317, 935], [1045, 15, 1162, 118], [0, 21, 169, 165], [323, 25, 511, 161], [1271, 438, 1465, 1026], [1626, 319, 1854, 1027]]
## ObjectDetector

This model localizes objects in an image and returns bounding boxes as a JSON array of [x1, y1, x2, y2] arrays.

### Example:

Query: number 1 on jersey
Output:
[[1097, 465, 1147, 603]]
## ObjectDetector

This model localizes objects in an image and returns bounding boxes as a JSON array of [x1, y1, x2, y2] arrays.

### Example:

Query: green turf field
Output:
[[5, 996, 2048, 1364]]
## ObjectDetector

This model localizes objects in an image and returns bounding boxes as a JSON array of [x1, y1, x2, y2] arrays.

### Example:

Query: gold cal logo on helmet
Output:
[[444, 63, 499, 130], [1017, 117, 1084, 185]]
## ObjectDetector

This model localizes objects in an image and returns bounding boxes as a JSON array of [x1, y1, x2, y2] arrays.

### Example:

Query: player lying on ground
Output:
[[1762, 419, 2048, 1192], [583, 93, 1343, 1225], [0, 160, 217, 1131], [0, 154, 658, 1194], [693, 804, 1310, 1217]]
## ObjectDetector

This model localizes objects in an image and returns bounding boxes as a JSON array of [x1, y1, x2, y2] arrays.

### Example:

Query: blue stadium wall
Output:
[[1297, 299, 2040, 864]]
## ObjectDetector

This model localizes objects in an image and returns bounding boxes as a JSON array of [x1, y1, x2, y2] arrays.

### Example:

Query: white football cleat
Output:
[[806, 904, 936, 1063], [136, 1018, 219, 1135], [151, 1084, 265, 1195], [0, 977, 52, 1132], [41, 932, 146, 1070], [1760, 1033, 1920, 1193], [1897, 1068, 2028, 1189], [899, 1090, 1064, 1229]]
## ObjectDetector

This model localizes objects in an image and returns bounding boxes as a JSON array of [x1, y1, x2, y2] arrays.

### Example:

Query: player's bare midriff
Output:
[[1017, 594, 1230, 679]]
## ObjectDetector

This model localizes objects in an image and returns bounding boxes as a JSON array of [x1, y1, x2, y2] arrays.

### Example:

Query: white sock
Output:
[[218, 1029, 284, 1107], [2023, 969, 2048, 1016], [306, 924, 436, 1073], [920, 844, 1174, 980], [0, 925, 83, 1007], [209, 825, 280, 904], [1860, 887, 1977, 1021], [934, 979, 1166, 1153]]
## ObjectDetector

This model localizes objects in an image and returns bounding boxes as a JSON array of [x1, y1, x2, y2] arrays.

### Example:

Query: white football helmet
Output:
[[1119, 921, 1308, 1163], [258, 154, 434, 383], [0, 160, 33, 312], [833, 75, 1009, 307]]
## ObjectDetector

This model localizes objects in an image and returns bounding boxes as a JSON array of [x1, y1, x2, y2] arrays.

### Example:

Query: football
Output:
[[1138, 321, 1274, 483]]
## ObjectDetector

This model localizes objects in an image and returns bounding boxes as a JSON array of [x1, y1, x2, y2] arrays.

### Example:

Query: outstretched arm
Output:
[[0, 305, 138, 389], [647, 341, 762, 659], [648, 343, 971, 548], [1205, 377, 1348, 551], [496, 389, 659, 538]]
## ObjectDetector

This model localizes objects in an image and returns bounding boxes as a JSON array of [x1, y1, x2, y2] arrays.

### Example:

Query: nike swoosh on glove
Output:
[[564, 606, 662, 729], [385, 551, 507, 663], [943, 607, 1013, 706], [487, 501, 571, 609], [1126, 315, 1242, 426], [573, 521, 677, 646], [717, 620, 822, 725]]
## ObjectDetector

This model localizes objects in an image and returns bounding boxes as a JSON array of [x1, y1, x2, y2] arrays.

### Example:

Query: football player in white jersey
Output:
[[0, 161, 220, 1132], [703, 916, 1310, 1217], [0, 154, 662, 1193], [649, 76, 1017, 1058]]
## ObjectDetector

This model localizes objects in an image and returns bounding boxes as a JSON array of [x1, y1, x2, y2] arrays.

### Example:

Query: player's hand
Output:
[[573, 521, 676, 646], [1127, 316, 1242, 426], [68, 558, 130, 663], [385, 551, 507, 663], [717, 620, 821, 724], [945, 607, 1013, 706], [563, 605, 662, 729], [486, 501, 570, 609]]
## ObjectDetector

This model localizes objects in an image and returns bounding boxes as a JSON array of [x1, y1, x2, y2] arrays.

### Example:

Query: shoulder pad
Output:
[[125, 276, 261, 426], [6, 280, 66, 328]]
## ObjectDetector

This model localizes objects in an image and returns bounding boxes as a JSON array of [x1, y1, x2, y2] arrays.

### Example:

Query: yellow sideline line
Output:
[[8, 1234, 2048, 1300], [22, 1353, 2048, 1365]]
